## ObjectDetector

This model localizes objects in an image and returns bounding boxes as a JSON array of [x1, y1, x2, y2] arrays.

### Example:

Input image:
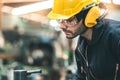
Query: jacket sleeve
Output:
[[109, 26, 120, 63], [108, 25, 120, 80]]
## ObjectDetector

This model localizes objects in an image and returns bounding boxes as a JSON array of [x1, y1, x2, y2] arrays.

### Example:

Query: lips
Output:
[[64, 31, 71, 35], [62, 29, 72, 35]]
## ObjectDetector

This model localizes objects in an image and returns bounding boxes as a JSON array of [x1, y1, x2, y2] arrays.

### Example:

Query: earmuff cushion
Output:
[[85, 6, 101, 28], [75, 6, 101, 28]]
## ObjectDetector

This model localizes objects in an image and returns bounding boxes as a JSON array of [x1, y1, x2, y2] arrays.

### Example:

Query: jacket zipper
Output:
[[78, 46, 96, 80], [78, 47, 88, 66], [114, 64, 119, 80]]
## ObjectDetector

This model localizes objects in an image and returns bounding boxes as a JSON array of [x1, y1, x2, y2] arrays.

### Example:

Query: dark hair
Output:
[[75, 6, 92, 22]]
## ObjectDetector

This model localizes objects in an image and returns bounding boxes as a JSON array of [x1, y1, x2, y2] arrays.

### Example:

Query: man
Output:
[[47, 0, 120, 80]]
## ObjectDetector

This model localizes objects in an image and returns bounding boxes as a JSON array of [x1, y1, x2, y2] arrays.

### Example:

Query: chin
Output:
[[66, 36, 76, 39], [66, 37, 73, 39], [66, 34, 78, 39]]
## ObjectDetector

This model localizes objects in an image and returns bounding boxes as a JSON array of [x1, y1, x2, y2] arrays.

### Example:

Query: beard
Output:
[[63, 25, 87, 39]]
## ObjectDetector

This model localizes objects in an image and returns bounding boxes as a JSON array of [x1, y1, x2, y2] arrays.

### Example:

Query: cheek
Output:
[[73, 22, 85, 34], [67, 20, 83, 33], [67, 26, 81, 35], [73, 24, 82, 32], [74, 27, 81, 34]]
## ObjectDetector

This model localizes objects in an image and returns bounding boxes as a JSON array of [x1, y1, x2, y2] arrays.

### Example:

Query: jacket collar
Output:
[[87, 20, 105, 45]]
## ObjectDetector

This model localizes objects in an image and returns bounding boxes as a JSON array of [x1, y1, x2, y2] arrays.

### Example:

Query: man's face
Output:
[[59, 16, 87, 39]]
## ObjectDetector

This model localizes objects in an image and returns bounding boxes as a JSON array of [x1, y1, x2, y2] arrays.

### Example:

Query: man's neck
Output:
[[81, 29, 93, 41]]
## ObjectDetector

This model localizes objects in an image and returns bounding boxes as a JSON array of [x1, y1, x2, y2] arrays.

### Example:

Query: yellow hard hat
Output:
[[48, 0, 100, 20]]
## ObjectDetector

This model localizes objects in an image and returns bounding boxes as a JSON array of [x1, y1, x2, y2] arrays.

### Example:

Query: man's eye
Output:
[[67, 18, 73, 22], [67, 16, 75, 22]]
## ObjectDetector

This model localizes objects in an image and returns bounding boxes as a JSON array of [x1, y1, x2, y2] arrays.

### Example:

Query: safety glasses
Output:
[[58, 16, 78, 27]]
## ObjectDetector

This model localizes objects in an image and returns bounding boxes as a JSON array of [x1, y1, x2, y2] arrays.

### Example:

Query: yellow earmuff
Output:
[[85, 6, 101, 28]]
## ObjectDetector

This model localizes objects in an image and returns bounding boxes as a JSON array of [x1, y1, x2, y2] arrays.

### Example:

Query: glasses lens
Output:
[[58, 16, 78, 27]]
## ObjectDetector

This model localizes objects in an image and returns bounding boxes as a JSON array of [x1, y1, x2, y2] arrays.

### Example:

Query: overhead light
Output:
[[112, 0, 120, 5], [101, 0, 111, 3], [11, 0, 53, 15]]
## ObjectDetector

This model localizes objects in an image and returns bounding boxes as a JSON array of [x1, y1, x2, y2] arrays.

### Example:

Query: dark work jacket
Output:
[[73, 19, 120, 80]]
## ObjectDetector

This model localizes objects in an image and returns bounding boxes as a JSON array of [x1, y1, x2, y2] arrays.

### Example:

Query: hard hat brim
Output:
[[47, 11, 72, 20]]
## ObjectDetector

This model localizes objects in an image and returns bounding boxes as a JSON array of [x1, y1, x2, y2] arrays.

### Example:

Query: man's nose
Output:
[[59, 24, 68, 29]]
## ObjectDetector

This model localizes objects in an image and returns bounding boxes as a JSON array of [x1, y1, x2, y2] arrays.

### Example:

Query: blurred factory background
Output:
[[0, 0, 120, 80]]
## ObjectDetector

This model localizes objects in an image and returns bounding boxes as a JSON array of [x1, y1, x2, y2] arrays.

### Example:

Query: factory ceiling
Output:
[[0, 0, 52, 23]]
